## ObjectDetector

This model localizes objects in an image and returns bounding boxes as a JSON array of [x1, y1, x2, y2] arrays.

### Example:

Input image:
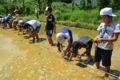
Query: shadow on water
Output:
[[23, 35, 29, 39], [29, 38, 46, 44], [81, 57, 120, 79], [76, 62, 87, 68], [99, 66, 120, 78]]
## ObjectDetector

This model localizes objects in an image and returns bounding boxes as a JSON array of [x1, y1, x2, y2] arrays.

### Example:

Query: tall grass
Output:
[[52, 2, 120, 30], [19, 2, 120, 30]]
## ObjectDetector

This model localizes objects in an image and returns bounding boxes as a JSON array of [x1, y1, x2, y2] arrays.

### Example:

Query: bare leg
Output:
[[26, 28, 31, 38], [3, 23, 7, 29], [88, 55, 93, 61], [34, 32, 39, 42], [96, 62, 100, 69], [13, 23, 17, 30], [68, 53, 73, 61], [104, 66, 110, 77], [48, 36, 53, 46], [32, 32, 35, 43], [7, 22, 12, 28]]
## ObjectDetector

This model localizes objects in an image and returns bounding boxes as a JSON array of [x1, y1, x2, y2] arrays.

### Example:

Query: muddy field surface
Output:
[[0, 23, 120, 80]]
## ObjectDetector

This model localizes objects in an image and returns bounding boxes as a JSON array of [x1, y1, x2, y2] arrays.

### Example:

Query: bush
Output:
[[0, 5, 6, 15], [54, 10, 61, 15]]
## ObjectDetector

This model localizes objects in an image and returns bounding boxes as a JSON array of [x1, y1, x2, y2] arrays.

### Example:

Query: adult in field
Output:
[[35, 5, 40, 19]]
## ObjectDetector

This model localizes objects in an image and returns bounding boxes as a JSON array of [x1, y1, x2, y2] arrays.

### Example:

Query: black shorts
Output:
[[70, 41, 80, 57], [94, 46, 112, 66]]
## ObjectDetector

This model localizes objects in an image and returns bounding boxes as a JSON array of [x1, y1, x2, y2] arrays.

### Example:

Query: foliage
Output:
[[97, 0, 120, 10], [0, 5, 6, 15], [60, 0, 72, 3]]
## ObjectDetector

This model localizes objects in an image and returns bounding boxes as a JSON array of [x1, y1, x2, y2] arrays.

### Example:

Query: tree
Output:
[[72, 0, 74, 11], [47, 0, 53, 7], [80, 0, 86, 9], [86, 0, 92, 9], [110, 0, 120, 10], [97, 0, 110, 10], [60, 0, 72, 3]]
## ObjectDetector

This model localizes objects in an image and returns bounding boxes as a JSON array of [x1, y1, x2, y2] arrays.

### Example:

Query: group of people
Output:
[[0, 9, 19, 29], [0, 6, 120, 78]]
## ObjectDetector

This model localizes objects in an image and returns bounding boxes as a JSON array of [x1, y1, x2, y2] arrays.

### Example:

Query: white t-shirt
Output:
[[14, 14, 19, 20], [35, 7, 40, 13], [26, 20, 40, 29], [97, 21, 120, 50]]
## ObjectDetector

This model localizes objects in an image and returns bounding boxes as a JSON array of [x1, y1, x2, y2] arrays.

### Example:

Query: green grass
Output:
[[19, 2, 120, 31]]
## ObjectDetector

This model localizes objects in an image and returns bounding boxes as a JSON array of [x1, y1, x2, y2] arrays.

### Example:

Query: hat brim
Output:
[[111, 14, 116, 17], [100, 14, 116, 17]]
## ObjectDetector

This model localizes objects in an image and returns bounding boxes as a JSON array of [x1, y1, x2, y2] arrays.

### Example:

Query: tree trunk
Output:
[[22, 0, 25, 15], [72, 0, 74, 11]]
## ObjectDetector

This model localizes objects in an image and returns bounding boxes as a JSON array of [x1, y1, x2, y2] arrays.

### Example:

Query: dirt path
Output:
[[0, 23, 119, 80]]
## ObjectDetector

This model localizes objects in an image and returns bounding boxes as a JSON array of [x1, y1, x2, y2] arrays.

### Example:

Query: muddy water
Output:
[[0, 23, 120, 80]]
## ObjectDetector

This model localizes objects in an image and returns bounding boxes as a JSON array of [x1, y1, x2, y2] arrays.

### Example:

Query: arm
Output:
[[59, 43, 65, 55], [81, 49, 90, 57], [68, 47, 79, 62], [13, 14, 19, 20], [97, 33, 119, 43], [68, 53, 73, 62], [53, 22, 56, 34], [93, 31, 100, 42], [44, 25, 46, 31], [33, 30, 39, 40], [64, 40, 71, 54]]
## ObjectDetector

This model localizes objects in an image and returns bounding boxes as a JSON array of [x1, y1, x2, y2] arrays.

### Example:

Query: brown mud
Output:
[[0, 23, 120, 80]]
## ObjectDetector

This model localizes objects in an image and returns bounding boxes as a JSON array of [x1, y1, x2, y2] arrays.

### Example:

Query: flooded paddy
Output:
[[0, 23, 120, 80]]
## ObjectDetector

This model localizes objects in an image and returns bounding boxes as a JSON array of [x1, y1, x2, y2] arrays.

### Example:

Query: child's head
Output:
[[14, 9, 19, 14], [35, 5, 38, 7], [56, 33, 65, 44], [45, 7, 52, 15], [23, 23, 31, 29], [8, 14, 12, 18], [18, 20, 23, 27], [100, 7, 116, 24]]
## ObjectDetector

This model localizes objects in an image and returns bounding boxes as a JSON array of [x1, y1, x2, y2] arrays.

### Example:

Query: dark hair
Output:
[[47, 7, 52, 12], [106, 15, 112, 18], [23, 23, 31, 29]]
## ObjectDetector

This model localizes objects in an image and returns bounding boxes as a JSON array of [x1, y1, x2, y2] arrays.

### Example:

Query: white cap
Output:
[[100, 7, 116, 17], [56, 33, 65, 44], [8, 14, 12, 17], [45, 7, 52, 12], [18, 20, 23, 24]]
